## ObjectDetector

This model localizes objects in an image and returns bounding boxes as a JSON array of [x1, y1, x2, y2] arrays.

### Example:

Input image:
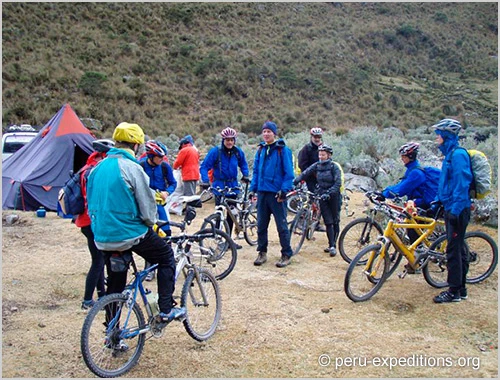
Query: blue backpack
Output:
[[417, 166, 441, 205]]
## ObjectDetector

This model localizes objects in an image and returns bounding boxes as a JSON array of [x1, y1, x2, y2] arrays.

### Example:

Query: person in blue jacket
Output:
[[87, 122, 185, 324], [139, 140, 177, 280], [431, 118, 473, 303], [249, 121, 295, 268], [200, 127, 250, 249], [382, 142, 434, 208]]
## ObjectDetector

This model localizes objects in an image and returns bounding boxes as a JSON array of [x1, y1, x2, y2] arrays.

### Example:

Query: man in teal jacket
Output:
[[431, 118, 473, 303], [249, 121, 294, 268], [87, 122, 185, 323]]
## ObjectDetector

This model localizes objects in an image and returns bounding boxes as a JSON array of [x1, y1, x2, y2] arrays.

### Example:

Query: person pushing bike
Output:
[[293, 144, 342, 257], [199, 127, 250, 249], [86, 122, 185, 323]]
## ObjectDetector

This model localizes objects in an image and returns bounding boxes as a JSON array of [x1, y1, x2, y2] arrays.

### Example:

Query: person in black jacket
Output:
[[297, 127, 323, 192], [293, 144, 342, 257]]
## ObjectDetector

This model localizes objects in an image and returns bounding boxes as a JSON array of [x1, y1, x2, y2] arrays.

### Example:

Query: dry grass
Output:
[[2, 192, 498, 378]]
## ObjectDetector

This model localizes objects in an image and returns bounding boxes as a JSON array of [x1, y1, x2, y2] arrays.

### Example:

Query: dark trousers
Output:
[[81, 225, 106, 301], [445, 208, 471, 291], [320, 193, 341, 248], [256, 192, 293, 257], [104, 228, 177, 314]]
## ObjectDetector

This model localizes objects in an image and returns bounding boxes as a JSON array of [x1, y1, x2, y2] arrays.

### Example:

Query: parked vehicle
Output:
[[2, 131, 37, 161]]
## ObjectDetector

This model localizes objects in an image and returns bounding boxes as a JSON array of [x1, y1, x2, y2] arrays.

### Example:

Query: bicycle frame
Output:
[[210, 184, 253, 235]]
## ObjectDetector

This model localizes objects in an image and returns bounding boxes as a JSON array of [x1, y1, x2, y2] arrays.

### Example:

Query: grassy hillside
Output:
[[2, 2, 498, 140]]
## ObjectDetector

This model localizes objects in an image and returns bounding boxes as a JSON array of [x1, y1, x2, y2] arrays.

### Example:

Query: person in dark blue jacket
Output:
[[139, 140, 177, 281], [249, 121, 295, 268], [431, 118, 473, 303], [200, 127, 250, 249]]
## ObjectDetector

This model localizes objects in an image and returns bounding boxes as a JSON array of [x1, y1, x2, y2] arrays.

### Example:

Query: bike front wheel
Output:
[[181, 268, 222, 342], [344, 244, 389, 302], [243, 205, 258, 246], [289, 209, 308, 255], [195, 228, 237, 280], [81, 293, 146, 378], [201, 213, 230, 236], [338, 217, 384, 264]]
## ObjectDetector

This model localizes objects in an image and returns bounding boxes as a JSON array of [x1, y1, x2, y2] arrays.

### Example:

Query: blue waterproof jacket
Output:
[[139, 158, 177, 194], [436, 133, 473, 216], [200, 144, 249, 194], [249, 139, 294, 194], [383, 160, 431, 207], [87, 148, 156, 248]]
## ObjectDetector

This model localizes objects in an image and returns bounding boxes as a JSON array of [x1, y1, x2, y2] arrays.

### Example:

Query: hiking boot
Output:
[[81, 299, 95, 310], [323, 247, 330, 253], [460, 288, 468, 300], [404, 264, 421, 274], [276, 255, 291, 268], [235, 243, 243, 250], [145, 270, 155, 282], [433, 290, 461, 304], [316, 224, 327, 232], [328, 247, 337, 257], [254, 252, 267, 266], [158, 307, 187, 323]]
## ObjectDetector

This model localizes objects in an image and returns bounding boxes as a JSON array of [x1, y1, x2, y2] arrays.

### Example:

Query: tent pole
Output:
[[19, 184, 26, 211]]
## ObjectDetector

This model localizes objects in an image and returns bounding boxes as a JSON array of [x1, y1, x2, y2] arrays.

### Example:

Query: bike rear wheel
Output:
[[195, 228, 237, 280], [423, 231, 498, 288], [81, 293, 146, 378], [243, 205, 258, 246], [339, 217, 384, 264], [344, 244, 389, 302], [181, 268, 222, 341], [289, 209, 308, 255]]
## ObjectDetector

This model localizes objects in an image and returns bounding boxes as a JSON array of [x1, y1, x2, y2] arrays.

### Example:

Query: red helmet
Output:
[[221, 127, 237, 139], [145, 141, 165, 158], [399, 142, 419, 160]]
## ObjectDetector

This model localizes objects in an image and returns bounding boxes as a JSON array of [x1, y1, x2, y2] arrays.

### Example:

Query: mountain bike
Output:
[[200, 184, 258, 246], [80, 240, 222, 377], [288, 188, 322, 255], [344, 201, 498, 302]]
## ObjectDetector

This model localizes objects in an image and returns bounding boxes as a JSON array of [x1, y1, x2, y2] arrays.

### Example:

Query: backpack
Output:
[[210, 146, 242, 183], [58, 168, 89, 216], [455, 148, 492, 199], [416, 166, 441, 195]]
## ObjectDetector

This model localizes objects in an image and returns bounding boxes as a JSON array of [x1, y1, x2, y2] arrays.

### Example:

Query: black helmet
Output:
[[92, 139, 115, 153], [318, 144, 333, 154]]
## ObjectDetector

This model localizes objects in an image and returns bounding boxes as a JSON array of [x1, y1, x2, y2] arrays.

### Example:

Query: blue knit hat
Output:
[[262, 121, 278, 135]]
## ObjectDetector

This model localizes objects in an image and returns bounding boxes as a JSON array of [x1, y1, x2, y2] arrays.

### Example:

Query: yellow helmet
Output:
[[112, 122, 145, 144]]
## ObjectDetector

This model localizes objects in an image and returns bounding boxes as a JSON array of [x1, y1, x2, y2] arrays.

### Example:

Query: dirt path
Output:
[[2, 192, 498, 378]]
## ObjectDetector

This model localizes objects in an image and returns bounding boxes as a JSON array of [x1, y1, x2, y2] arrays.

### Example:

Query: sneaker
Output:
[[145, 271, 155, 282], [235, 243, 243, 250], [158, 307, 187, 323], [323, 247, 330, 253], [433, 290, 461, 303], [276, 255, 291, 268], [81, 300, 95, 310], [254, 252, 267, 266], [316, 225, 327, 232], [328, 247, 337, 257], [460, 288, 468, 300], [404, 264, 421, 274]]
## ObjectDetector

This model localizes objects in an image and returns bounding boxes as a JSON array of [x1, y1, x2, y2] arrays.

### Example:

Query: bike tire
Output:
[[344, 243, 389, 302], [243, 204, 258, 246], [287, 193, 304, 214], [181, 268, 222, 342], [81, 293, 146, 378], [423, 230, 499, 288], [200, 189, 213, 203], [289, 209, 308, 255], [195, 228, 237, 280], [338, 217, 384, 264], [201, 214, 230, 236]]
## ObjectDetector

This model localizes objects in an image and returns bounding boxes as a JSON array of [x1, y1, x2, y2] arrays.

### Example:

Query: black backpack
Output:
[[58, 168, 88, 215]]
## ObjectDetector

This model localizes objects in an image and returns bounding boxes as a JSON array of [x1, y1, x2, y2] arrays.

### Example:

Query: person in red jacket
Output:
[[173, 135, 200, 197], [76, 139, 114, 310]]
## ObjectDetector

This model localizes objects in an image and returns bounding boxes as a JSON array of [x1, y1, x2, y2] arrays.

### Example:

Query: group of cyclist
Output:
[[79, 116, 473, 312]]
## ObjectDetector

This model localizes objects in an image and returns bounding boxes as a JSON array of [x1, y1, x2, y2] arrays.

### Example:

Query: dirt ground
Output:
[[2, 191, 498, 378]]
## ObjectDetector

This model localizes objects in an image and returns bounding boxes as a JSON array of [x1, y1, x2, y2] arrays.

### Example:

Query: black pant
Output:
[[104, 228, 176, 314], [320, 192, 341, 248], [81, 226, 106, 301], [445, 208, 471, 292]]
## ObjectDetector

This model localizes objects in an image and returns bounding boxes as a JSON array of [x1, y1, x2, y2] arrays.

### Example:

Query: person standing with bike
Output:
[[249, 121, 295, 268], [86, 122, 185, 323], [139, 140, 177, 281], [76, 139, 114, 310], [199, 127, 250, 249], [431, 118, 473, 303], [293, 144, 342, 257]]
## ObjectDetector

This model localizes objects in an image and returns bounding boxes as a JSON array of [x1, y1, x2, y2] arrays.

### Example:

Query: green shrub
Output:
[[79, 71, 107, 97]]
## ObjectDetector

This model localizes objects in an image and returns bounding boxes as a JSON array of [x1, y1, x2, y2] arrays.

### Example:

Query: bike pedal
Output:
[[398, 271, 408, 279]]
